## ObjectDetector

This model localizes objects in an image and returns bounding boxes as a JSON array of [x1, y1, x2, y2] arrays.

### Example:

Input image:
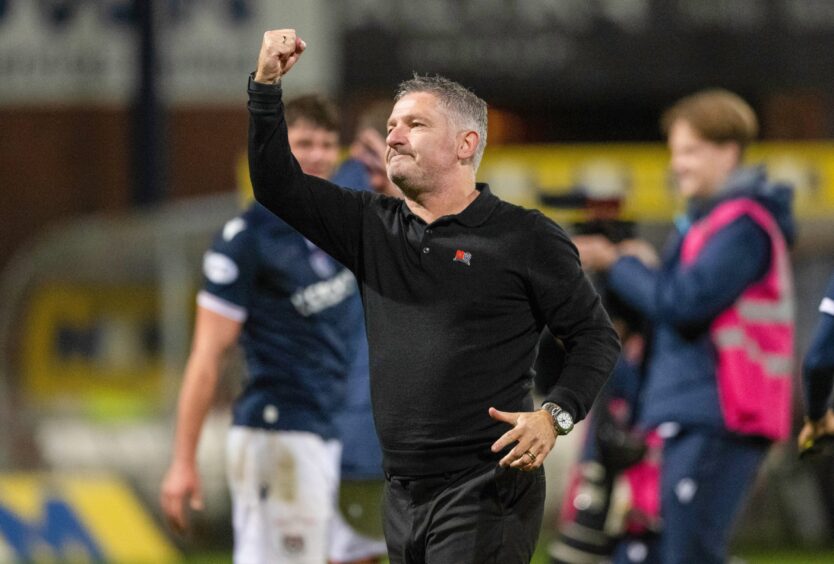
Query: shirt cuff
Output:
[[197, 290, 248, 323], [248, 73, 283, 105], [541, 387, 582, 422]]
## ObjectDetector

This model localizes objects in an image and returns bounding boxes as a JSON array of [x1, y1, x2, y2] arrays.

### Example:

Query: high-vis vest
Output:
[[681, 198, 794, 440]]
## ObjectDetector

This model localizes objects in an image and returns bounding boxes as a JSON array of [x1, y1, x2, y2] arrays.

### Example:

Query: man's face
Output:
[[667, 119, 739, 200], [288, 119, 340, 180], [385, 92, 461, 193]]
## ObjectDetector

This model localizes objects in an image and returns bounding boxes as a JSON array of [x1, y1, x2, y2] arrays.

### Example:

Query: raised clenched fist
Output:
[[254, 29, 306, 84]]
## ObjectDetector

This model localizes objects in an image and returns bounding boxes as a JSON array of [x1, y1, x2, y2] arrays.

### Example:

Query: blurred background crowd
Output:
[[1, 1, 833, 562]]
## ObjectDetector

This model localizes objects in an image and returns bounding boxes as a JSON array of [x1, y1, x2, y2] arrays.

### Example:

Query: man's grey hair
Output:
[[395, 74, 488, 171]]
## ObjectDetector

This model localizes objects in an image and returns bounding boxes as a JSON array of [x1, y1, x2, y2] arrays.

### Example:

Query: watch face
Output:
[[556, 411, 573, 430]]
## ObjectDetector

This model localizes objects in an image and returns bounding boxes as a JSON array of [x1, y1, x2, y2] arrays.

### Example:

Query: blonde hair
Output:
[[661, 89, 758, 150]]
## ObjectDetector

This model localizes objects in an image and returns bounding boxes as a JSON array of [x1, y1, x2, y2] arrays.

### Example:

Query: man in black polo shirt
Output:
[[248, 29, 620, 564]]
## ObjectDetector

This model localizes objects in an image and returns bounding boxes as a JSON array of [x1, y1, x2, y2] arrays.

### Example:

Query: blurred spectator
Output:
[[160, 94, 384, 564], [536, 197, 652, 563], [576, 89, 796, 564], [546, 295, 651, 563], [798, 270, 834, 458], [326, 103, 406, 564], [335, 98, 402, 199]]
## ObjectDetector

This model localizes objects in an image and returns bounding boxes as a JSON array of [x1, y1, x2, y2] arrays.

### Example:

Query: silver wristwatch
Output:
[[541, 402, 574, 436]]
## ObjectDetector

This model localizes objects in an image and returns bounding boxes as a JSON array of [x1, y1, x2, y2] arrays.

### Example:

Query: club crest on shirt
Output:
[[309, 251, 336, 278], [203, 251, 239, 284], [305, 239, 336, 278], [453, 249, 472, 266]]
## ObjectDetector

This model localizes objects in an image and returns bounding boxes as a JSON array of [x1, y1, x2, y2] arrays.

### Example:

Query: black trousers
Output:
[[383, 461, 545, 564]]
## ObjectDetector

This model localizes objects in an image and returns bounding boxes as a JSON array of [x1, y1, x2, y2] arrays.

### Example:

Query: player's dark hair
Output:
[[285, 94, 339, 132], [395, 74, 488, 170]]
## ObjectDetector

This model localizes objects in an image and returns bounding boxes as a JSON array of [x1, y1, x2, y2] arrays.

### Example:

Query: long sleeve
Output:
[[247, 76, 369, 271], [530, 215, 621, 421], [608, 216, 771, 333], [803, 275, 834, 420]]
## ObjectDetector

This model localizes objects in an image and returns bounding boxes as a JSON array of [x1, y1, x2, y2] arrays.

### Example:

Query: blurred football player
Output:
[[161, 94, 385, 564]]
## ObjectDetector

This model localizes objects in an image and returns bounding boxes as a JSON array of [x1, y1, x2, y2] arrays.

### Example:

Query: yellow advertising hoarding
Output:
[[21, 284, 164, 416], [0, 473, 177, 563], [478, 141, 834, 222]]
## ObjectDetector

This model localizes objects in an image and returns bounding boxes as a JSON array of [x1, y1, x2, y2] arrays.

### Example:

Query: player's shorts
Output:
[[227, 427, 341, 564], [329, 479, 387, 562]]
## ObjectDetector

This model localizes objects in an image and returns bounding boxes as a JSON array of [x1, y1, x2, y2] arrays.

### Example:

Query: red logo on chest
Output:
[[453, 249, 472, 266]]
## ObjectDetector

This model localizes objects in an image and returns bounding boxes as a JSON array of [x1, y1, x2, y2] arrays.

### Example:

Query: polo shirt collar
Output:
[[456, 183, 498, 226], [400, 183, 498, 227]]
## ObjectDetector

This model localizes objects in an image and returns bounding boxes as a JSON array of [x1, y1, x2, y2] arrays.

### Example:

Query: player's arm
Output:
[[248, 29, 367, 269], [798, 283, 834, 455], [160, 306, 242, 534], [803, 279, 834, 418]]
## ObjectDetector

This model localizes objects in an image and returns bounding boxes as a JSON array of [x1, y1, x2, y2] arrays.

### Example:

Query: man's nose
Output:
[[387, 125, 404, 148]]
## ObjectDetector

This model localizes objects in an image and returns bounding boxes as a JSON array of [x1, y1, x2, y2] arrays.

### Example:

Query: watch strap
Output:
[[541, 401, 574, 435]]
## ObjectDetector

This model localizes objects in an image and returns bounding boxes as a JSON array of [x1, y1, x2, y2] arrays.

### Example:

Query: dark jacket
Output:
[[608, 167, 795, 432]]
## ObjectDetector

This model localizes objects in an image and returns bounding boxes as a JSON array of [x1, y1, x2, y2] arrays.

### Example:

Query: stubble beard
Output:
[[392, 176, 421, 201], [389, 164, 424, 201]]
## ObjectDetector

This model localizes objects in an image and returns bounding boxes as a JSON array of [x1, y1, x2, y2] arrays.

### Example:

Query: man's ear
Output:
[[458, 131, 479, 162]]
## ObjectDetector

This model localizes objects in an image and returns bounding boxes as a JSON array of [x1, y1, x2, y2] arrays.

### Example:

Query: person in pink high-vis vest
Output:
[[576, 89, 796, 564]]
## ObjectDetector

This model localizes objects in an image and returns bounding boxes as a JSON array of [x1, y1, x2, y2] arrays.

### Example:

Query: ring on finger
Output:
[[524, 450, 536, 463]]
